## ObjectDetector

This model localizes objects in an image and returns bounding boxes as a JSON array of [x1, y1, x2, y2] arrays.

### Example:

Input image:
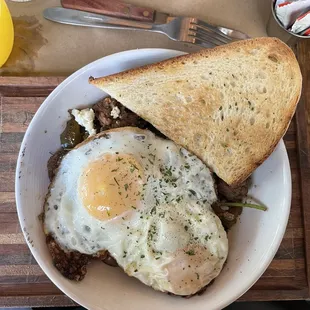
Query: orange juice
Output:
[[0, 0, 14, 67]]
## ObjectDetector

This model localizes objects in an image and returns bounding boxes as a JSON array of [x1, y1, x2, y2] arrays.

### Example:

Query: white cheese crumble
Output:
[[71, 108, 96, 136], [110, 106, 120, 119]]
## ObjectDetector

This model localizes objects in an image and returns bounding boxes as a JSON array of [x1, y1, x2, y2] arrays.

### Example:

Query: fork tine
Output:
[[190, 26, 227, 46], [197, 28, 231, 46], [194, 20, 233, 43], [195, 26, 230, 45], [194, 39, 216, 49], [196, 25, 231, 44], [188, 34, 217, 48]]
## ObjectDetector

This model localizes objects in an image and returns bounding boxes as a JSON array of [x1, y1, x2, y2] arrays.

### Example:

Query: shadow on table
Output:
[[4, 301, 310, 310], [27, 301, 310, 310], [225, 301, 310, 309]]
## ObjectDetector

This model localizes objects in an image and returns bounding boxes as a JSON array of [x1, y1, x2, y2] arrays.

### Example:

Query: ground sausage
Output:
[[46, 235, 115, 281], [46, 235, 90, 281], [93, 96, 166, 138], [213, 178, 249, 230], [47, 149, 68, 181], [101, 252, 118, 267], [212, 203, 242, 230], [93, 97, 149, 130], [217, 178, 249, 202]]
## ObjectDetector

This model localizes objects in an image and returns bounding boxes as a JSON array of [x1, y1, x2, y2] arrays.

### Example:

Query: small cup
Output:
[[0, 0, 14, 67], [266, 0, 310, 46]]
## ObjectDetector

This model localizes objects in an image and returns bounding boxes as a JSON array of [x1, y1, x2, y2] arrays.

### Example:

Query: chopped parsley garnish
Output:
[[131, 206, 136, 210], [116, 157, 123, 162], [189, 189, 196, 196], [184, 164, 190, 169], [175, 196, 183, 203], [124, 184, 129, 191], [205, 235, 211, 241], [159, 212, 165, 218], [141, 255, 145, 258], [148, 224, 157, 241], [161, 166, 172, 177], [111, 168, 119, 172], [130, 162, 138, 173], [185, 249, 195, 256], [184, 225, 188, 231]]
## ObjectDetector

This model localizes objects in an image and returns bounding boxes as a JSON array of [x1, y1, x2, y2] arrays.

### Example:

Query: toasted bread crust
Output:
[[89, 38, 302, 185]]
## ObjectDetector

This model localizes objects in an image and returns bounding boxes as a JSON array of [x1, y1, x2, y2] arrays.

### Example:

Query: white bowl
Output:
[[15, 49, 291, 310]]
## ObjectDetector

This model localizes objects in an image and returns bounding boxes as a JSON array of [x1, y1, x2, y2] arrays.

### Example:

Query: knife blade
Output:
[[43, 7, 155, 29]]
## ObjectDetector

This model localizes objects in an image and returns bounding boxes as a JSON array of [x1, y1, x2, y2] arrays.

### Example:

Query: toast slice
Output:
[[89, 38, 302, 186]]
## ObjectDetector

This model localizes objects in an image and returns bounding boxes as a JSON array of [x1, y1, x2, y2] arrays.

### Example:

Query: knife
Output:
[[43, 7, 159, 29], [61, 0, 169, 24]]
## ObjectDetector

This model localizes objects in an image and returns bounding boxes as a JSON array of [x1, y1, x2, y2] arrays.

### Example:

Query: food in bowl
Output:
[[42, 38, 302, 297], [43, 97, 244, 295], [44, 124, 228, 296]]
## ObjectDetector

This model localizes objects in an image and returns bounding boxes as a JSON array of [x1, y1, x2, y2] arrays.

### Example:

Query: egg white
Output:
[[44, 127, 228, 295]]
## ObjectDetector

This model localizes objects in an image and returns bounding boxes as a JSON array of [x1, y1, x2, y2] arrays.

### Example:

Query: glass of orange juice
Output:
[[0, 0, 14, 67]]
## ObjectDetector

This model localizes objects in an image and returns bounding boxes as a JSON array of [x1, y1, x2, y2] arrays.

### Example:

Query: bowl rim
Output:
[[15, 48, 292, 310]]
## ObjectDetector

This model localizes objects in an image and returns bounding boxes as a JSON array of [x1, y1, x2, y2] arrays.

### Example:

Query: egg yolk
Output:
[[79, 153, 144, 220]]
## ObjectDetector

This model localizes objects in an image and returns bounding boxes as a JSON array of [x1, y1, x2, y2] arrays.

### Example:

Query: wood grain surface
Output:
[[0, 40, 309, 306], [61, 0, 156, 22]]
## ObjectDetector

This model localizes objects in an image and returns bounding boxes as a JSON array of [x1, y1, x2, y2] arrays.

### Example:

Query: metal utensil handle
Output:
[[61, 0, 155, 22]]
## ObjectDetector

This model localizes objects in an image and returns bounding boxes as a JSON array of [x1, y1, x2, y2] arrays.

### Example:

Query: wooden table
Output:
[[0, 40, 309, 307]]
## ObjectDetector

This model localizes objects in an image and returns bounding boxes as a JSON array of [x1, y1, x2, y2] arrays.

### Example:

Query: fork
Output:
[[128, 16, 250, 48], [43, 8, 250, 48]]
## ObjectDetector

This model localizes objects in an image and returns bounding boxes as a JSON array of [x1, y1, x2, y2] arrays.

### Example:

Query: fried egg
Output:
[[44, 127, 228, 296]]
